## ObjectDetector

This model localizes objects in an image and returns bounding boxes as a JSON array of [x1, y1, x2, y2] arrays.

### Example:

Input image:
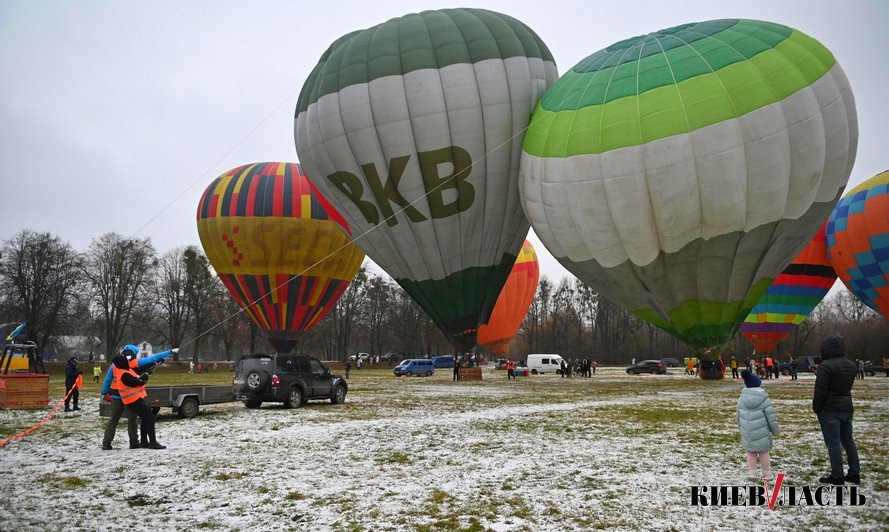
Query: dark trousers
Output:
[[817, 411, 860, 478], [126, 399, 158, 445], [102, 398, 139, 447], [731, 368, 739, 379], [64, 388, 79, 410], [791, 367, 798, 380]]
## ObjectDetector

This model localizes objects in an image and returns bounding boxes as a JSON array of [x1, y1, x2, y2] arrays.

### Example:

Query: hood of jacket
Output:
[[739, 387, 769, 410]]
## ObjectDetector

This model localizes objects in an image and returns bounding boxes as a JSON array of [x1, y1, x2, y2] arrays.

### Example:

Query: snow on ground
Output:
[[1, 369, 886, 531]]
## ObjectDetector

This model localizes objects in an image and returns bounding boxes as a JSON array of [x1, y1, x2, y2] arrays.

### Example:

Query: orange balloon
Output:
[[477, 241, 540, 356]]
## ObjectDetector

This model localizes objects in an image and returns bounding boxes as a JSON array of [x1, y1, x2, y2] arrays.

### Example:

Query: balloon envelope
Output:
[[196, 162, 365, 353], [826, 170, 889, 318], [520, 19, 857, 349], [477, 240, 540, 356], [740, 225, 836, 353], [295, 8, 557, 351]]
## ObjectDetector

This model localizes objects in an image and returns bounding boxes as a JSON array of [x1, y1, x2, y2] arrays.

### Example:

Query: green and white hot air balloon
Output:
[[296, 8, 557, 352], [520, 19, 857, 359]]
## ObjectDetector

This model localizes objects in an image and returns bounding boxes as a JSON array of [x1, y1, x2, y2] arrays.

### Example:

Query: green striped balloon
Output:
[[520, 19, 857, 349], [296, 9, 557, 352]]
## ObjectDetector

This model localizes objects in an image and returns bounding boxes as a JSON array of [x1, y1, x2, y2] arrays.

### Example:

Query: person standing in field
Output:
[[506, 358, 515, 381], [738, 369, 780, 480], [101, 345, 176, 450], [813, 335, 860, 485], [730, 356, 739, 379], [64, 357, 82, 412], [344, 359, 351, 379], [93, 363, 102, 383]]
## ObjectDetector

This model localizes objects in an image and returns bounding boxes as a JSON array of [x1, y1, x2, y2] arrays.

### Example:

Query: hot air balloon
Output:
[[477, 240, 540, 356], [520, 19, 857, 369], [740, 225, 836, 353], [826, 170, 889, 318], [295, 9, 557, 352], [196, 162, 365, 353]]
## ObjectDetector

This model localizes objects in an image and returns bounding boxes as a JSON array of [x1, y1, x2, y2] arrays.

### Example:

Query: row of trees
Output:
[[1, 229, 887, 365]]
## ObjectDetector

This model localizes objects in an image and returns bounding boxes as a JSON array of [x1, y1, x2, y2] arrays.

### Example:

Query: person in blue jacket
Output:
[[100, 344, 177, 450]]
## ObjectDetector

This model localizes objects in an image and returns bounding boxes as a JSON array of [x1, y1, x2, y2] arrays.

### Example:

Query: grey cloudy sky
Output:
[[1, 0, 886, 283]]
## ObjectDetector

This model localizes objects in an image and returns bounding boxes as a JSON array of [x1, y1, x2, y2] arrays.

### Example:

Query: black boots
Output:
[[819, 475, 845, 485]]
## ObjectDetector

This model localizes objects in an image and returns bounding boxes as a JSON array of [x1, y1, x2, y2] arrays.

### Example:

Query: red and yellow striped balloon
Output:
[[740, 224, 836, 353], [197, 162, 364, 353], [477, 241, 540, 356]]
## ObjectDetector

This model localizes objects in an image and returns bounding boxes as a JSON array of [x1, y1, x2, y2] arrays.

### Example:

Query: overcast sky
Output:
[[1, 0, 886, 285]]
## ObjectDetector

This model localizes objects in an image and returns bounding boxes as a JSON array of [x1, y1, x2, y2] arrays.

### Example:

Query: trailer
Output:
[[100, 384, 235, 419]]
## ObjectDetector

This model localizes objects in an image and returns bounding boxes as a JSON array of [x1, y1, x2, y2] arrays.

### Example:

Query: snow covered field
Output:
[[1, 368, 886, 531]]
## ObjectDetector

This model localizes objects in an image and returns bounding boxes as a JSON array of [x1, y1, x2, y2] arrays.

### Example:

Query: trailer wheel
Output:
[[178, 397, 199, 419]]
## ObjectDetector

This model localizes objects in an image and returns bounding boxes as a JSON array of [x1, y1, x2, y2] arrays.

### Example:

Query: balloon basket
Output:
[[0, 374, 50, 409], [698, 361, 725, 381], [457, 367, 483, 381]]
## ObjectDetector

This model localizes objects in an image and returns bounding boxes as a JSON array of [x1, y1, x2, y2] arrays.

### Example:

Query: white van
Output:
[[526, 354, 565, 375]]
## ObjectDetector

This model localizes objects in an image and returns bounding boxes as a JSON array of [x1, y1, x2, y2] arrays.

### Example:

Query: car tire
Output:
[[531, 369, 538, 375], [178, 397, 199, 419], [425, 370, 433, 377], [406, 371, 413, 377], [331, 384, 346, 405], [284, 386, 303, 409], [781, 369, 790, 376], [244, 399, 262, 409], [245, 370, 268, 391], [626, 369, 632, 374]]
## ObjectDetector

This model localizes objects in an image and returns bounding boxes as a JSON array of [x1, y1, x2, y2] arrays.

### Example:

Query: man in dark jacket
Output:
[[64, 357, 82, 411], [812, 335, 860, 485]]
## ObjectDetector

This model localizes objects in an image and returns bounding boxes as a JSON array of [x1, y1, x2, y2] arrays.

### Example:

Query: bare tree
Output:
[[364, 274, 393, 357], [81, 233, 156, 354], [153, 247, 192, 358], [0, 230, 82, 353], [184, 246, 217, 364], [328, 266, 368, 360], [209, 282, 248, 361]]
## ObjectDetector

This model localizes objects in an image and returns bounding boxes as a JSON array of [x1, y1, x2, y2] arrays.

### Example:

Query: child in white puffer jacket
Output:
[[737, 369, 780, 479]]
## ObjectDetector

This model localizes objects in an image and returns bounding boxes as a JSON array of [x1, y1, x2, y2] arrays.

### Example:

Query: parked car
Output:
[[394, 359, 435, 377], [526, 354, 565, 375], [660, 357, 681, 367], [431, 355, 454, 368], [777, 355, 821, 375], [626, 360, 667, 375], [494, 358, 508, 370], [349, 352, 370, 362], [233, 353, 348, 409]]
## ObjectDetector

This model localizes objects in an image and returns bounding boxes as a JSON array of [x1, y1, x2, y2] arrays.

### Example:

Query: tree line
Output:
[[1, 229, 886, 365]]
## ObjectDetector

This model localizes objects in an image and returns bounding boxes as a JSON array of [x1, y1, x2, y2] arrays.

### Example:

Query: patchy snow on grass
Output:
[[1, 369, 886, 531]]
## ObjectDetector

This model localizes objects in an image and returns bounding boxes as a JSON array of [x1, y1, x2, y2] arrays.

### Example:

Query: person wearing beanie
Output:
[[813, 334, 860, 486], [109, 354, 165, 450], [737, 369, 780, 480], [101, 344, 177, 450]]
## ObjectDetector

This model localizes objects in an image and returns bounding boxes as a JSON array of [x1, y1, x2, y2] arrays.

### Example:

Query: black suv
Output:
[[233, 354, 348, 409], [626, 360, 667, 375]]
